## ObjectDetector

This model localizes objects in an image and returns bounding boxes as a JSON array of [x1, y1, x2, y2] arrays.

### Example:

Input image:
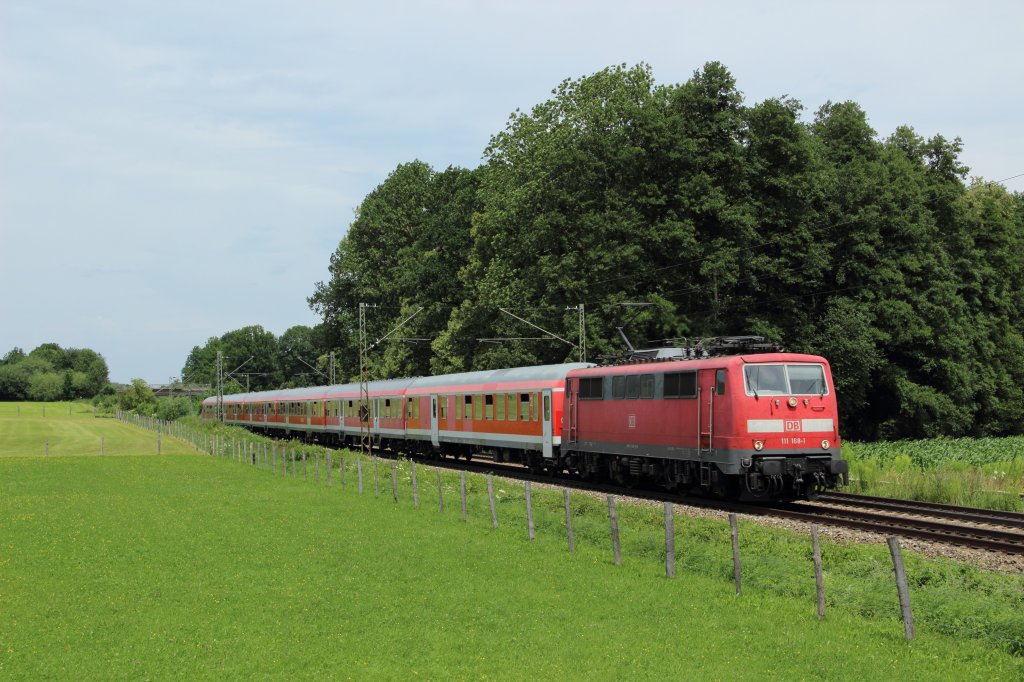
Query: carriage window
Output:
[[457, 395, 464, 420], [484, 394, 494, 420], [579, 377, 604, 400], [407, 397, 414, 418], [532, 393, 539, 421], [439, 395, 447, 420], [474, 394, 484, 421], [611, 376, 625, 399], [625, 375, 640, 399], [496, 394, 505, 420], [663, 372, 697, 398], [640, 374, 655, 399], [507, 393, 517, 421], [543, 394, 550, 421], [519, 393, 531, 420]]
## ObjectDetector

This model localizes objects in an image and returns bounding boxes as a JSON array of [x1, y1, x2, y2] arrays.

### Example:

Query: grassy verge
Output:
[[1, 453, 1021, 680]]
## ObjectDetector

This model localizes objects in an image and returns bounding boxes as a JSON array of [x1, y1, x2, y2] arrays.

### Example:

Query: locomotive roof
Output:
[[567, 352, 828, 376]]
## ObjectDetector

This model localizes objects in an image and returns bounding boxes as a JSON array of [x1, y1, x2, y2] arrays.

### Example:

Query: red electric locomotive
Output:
[[560, 350, 847, 499]]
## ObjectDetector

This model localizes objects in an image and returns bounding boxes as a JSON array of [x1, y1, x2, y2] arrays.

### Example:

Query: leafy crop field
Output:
[[843, 437, 1024, 510], [1, 413, 1023, 679]]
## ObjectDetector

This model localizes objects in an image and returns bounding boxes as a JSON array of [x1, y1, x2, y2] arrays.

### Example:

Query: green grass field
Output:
[[0, 402, 193, 458], [1, 408, 1022, 679]]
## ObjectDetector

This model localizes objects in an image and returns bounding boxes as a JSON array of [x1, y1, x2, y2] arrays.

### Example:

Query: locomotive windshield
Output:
[[744, 363, 827, 396]]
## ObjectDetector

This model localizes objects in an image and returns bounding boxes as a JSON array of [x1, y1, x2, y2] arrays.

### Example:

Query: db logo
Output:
[[628, 415, 637, 429], [785, 420, 802, 432]]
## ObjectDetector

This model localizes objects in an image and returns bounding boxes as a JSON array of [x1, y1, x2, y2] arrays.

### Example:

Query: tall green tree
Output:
[[310, 161, 479, 380]]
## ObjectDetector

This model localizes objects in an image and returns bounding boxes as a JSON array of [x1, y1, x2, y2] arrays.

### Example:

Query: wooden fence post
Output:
[[608, 495, 621, 566], [327, 450, 333, 486], [437, 471, 443, 512], [100, 436, 105, 455], [729, 513, 742, 595], [157, 433, 161, 456], [412, 462, 419, 508], [373, 457, 380, 498], [391, 460, 398, 504], [357, 457, 364, 494], [811, 525, 825, 619], [564, 489, 575, 553], [303, 451, 308, 480], [487, 475, 497, 528], [664, 503, 676, 578], [460, 471, 467, 521], [272, 444, 277, 474], [340, 453, 346, 486], [525, 482, 535, 541], [887, 537, 915, 640]]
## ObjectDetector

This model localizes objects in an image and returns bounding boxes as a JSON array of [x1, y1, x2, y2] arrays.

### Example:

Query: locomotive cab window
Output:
[[744, 364, 828, 396], [716, 370, 726, 396], [788, 365, 828, 395]]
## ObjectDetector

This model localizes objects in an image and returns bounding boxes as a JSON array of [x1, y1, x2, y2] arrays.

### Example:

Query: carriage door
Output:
[[541, 390, 553, 459], [430, 395, 440, 447]]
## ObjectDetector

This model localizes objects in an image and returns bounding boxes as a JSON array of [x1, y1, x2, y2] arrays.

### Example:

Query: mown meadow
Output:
[[1, 407, 1023, 679]]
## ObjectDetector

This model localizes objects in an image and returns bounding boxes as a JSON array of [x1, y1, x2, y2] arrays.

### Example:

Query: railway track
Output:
[[321, 445, 1024, 555], [767, 497, 1024, 554]]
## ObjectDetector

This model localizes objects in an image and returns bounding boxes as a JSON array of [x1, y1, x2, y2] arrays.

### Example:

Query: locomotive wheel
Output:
[[803, 477, 823, 501]]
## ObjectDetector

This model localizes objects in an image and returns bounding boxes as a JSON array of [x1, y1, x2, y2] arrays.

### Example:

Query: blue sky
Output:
[[2, 1, 1021, 384]]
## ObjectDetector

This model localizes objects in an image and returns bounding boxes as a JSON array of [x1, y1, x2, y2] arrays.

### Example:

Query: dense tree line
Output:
[[182, 324, 327, 392], [308, 62, 1024, 441], [0, 343, 111, 401]]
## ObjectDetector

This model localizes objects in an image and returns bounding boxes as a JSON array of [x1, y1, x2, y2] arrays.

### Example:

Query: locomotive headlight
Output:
[[788, 397, 798, 408], [753, 440, 764, 451], [821, 440, 831, 450]]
